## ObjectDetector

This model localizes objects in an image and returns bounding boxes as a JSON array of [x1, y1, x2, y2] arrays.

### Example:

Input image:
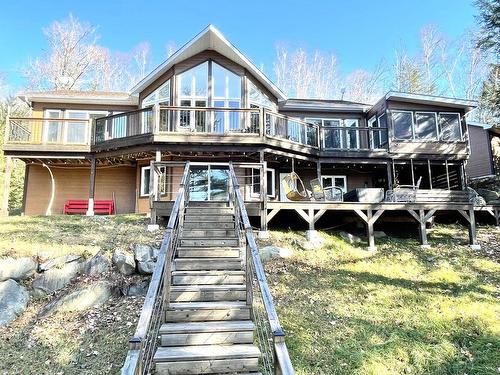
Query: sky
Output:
[[0, 0, 478, 93]]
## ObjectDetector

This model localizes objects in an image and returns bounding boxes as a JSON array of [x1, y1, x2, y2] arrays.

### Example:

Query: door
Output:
[[189, 165, 229, 201]]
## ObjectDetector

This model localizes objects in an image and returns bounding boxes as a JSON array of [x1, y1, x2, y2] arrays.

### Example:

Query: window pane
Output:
[[393, 111, 413, 140], [415, 113, 437, 140], [323, 120, 342, 149], [249, 81, 274, 108], [322, 177, 333, 188], [179, 62, 208, 97], [334, 177, 346, 193], [158, 81, 170, 102], [345, 119, 358, 149], [439, 113, 461, 141], [266, 170, 274, 196], [142, 168, 151, 195], [179, 100, 191, 128]]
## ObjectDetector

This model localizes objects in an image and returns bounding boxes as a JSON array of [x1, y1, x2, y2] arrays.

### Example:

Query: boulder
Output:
[[373, 231, 387, 238], [137, 261, 156, 274], [40, 281, 112, 316], [259, 246, 294, 263], [0, 279, 29, 325], [121, 281, 149, 296], [339, 231, 362, 244], [134, 244, 153, 262], [82, 252, 110, 275], [112, 250, 135, 275], [32, 261, 82, 295], [39, 254, 81, 272], [0, 257, 38, 282]]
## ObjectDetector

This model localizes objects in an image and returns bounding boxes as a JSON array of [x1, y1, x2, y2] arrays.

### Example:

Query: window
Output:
[[392, 111, 414, 140], [308, 118, 360, 149], [377, 113, 389, 146], [142, 80, 171, 107], [44, 110, 63, 143], [321, 175, 347, 194], [65, 111, 88, 144], [213, 62, 241, 132], [368, 116, 381, 149], [141, 165, 167, 196], [415, 112, 438, 140], [248, 81, 274, 109], [178, 62, 209, 131], [439, 113, 461, 141], [345, 119, 359, 149], [251, 168, 275, 197]]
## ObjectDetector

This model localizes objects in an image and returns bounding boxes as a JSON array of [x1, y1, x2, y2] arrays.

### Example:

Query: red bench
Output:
[[63, 200, 114, 215]]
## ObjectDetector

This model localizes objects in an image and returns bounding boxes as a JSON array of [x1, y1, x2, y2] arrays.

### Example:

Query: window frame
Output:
[[140, 165, 168, 197], [344, 118, 360, 150], [438, 112, 462, 142], [43, 109, 63, 144], [64, 110, 90, 145], [392, 110, 415, 140], [414, 111, 439, 140], [250, 167, 276, 198], [321, 175, 348, 194]]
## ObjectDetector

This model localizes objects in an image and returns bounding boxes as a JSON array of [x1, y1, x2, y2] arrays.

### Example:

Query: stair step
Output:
[[184, 215, 234, 223], [166, 301, 250, 322], [188, 201, 229, 207], [180, 238, 239, 247], [177, 247, 241, 258], [184, 221, 235, 229], [159, 320, 254, 346], [175, 258, 242, 271], [172, 270, 245, 285], [154, 344, 260, 375], [170, 284, 246, 302], [185, 207, 234, 215], [182, 229, 237, 238]]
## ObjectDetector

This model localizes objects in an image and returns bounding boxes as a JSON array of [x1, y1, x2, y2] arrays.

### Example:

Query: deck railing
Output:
[[94, 108, 154, 143], [121, 162, 190, 375], [265, 111, 319, 148], [229, 162, 295, 375], [6, 117, 91, 145]]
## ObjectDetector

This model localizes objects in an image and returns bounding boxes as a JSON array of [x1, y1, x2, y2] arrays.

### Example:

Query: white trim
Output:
[[251, 167, 275, 198], [414, 111, 439, 140], [392, 110, 415, 140]]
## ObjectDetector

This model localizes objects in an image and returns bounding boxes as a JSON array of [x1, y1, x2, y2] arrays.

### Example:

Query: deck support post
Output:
[[259, 151, 268, 238], [386, 161, 393, 190], [354, 209, 384, 251], [458, 208, 480, 250], [86, 157, 96, 216], [407, 209, 435, 248], [1, 156, 12, 216], [148, 151, 162, 231]]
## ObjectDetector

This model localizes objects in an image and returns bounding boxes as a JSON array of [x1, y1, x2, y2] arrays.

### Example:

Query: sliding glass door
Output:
[[189, 165, 229, 201]]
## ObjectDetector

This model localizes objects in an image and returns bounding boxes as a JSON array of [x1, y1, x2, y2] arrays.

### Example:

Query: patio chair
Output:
[[385, 176, 422, 202], [282, 172, 309, 201], [310, 178, 344, 202]]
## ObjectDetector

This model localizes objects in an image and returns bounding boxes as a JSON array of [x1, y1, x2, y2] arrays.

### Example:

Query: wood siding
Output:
[[24, 164, 136, 215], [466, 125, 494, 178]]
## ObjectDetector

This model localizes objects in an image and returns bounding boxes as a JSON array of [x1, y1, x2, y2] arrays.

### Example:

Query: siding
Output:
[[25, 164, 136, 215], [467, 125, 494, 178]]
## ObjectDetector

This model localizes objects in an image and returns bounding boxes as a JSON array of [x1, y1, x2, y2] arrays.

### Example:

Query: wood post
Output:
[[386, 161, 393, 190], [86, 157, 96, 216], [407, 209, 435, 248], [354, 209, 384, 251], [260, 151, 268, 233], [1, 156, 12, 216], [458, 209, 480, 249]]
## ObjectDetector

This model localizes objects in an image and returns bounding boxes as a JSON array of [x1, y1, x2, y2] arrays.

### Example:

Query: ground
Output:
[[260, 225, 500, 375], [0, 215, 498, 375]]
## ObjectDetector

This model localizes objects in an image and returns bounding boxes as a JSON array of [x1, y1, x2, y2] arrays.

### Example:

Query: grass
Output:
[[0, 214, 161, 259], [260, 225, 500, 375]]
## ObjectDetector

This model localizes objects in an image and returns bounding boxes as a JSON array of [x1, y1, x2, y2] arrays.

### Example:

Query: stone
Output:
[[40, 281, 112, 316], [82, 252, 110, 275], [39, 254, 81, 272], [0, 279, 29, 326], [112, 249, 135, 275], [134, 244, 153, 262], [339, 231, 362, 244], [121, 280, 149, 296], [137, 261, 156, 274], [32, 261, 82, 295], [0, 257, 38, 282], [373, 231, 387, 238], [259, 246, 294, 263]]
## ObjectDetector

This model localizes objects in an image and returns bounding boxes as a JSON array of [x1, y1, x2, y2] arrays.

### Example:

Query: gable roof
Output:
[[130, 25, 286, 101]]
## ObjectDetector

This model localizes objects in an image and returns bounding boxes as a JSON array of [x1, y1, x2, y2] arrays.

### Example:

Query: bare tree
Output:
[[420, 25, 443, 94], [392, 46, 427, 93]]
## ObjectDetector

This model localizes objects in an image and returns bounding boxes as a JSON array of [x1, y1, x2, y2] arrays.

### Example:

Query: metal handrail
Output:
[[228, 162, 295, 375], [121, 162, 190, 375]]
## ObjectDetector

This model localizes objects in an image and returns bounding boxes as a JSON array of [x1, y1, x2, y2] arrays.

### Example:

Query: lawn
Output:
[[260, 225, 500, 375]]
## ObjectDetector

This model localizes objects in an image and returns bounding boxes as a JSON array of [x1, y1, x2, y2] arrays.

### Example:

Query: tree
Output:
[[476, 0, 500, 55]]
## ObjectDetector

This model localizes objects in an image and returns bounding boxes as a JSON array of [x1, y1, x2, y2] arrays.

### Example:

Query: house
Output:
[[4, 25, 491, 249], [466, 121, 500, 179]]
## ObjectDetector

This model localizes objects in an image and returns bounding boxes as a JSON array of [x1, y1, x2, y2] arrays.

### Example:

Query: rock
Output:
[[32, 261, 82, 295], [137, 261, 156, 274], [373, 231, 387, 238], [0, 257, 38, 281], [0, 279, 29, 326], [259, 246, 294, 263], [112, 250, 135, 275], [39, 254, 81, 272], [40, 281, 112, 316], [339, 231, 362, 244], [121, 281, 149, 296], [134, 244, 153, 262], [83, 252, 110, 275]]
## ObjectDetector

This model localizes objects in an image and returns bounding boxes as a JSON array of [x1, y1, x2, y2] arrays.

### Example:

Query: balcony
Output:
[[3, 117, 91, 153]]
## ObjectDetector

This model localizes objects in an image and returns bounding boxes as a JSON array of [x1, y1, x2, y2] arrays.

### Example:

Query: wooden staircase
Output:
[[153, 202, 262, 375]]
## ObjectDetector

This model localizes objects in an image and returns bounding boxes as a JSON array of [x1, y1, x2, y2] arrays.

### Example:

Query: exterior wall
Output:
[[466, 125, 494, 178], [24, 164, 136, 215]]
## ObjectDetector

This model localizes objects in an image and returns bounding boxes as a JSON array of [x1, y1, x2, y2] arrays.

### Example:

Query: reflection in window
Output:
[[142, 80, 170, 107], [66, 111, 87, 144], [213, 63, 241, 132], [439, 113, 461, 141], [345, 119, 359, 149], [415, 112, 438, 140], [249, 81, 274, 109], [393, 111, 414, 140]]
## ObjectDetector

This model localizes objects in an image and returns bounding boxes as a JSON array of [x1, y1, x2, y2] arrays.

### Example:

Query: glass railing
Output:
[[321, 126, 389, 150], [265, 111, 319, 148]]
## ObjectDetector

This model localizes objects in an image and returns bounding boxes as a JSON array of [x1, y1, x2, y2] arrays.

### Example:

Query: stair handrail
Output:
[[228, 162, 295, 375], [121, 162, 190, 375]]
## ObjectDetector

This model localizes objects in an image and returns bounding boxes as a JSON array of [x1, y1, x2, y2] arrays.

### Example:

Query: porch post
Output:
[[86, 157, 96, 216], [316, 160, 322, 181], [468, 208, 480, 249], [410, 159, 415, 186], [418, 209, 429, 248], [1, 156, 12, 216], [366, 209, 376, 251], [148, 151, 162, 231], [445, 160, 450, 190], [427, 159, 433, 189], [386, 161, 393, 190], [259, 150, 269, 239]]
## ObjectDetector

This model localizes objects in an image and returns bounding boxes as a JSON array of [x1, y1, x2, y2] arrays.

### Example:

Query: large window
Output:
[[415, 112, 438, 140], [251, 168, 275, 197], [142, 80, 171, 107], [65, 111, 88, 144], [43, 109, 105, 144], [439, 113, 461, 141], [248, 81, 274, 109], [213, 62, 241, 133], [308, 118, 360, 149], [393, 111, 414, 140], [178, 62, 209, 131]]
